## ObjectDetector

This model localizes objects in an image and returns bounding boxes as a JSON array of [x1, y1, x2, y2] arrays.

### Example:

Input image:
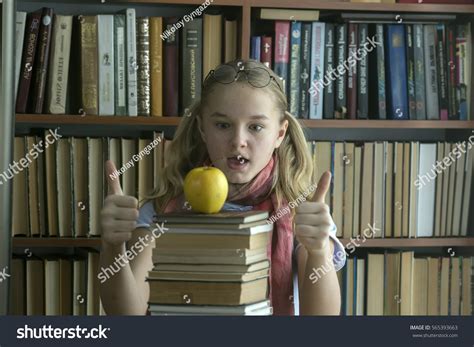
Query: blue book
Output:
[[250, 36, 261, 61], [289, 21, 302, 116], [386, 25, 409, 120]]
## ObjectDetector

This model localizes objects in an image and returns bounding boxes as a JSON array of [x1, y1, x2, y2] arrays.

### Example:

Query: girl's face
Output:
[[200, 83, 288, 184]]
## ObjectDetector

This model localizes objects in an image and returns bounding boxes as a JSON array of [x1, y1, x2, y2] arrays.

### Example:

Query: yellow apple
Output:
[[183, 166, 229, 214]]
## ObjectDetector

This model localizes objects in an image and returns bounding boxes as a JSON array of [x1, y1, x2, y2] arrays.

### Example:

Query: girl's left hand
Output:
[[294, 171, 333, 256]]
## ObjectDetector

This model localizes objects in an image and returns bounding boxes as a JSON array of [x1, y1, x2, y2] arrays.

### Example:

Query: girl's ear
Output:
[[275, 117, 289, 148], [196, 114, 207, 143]]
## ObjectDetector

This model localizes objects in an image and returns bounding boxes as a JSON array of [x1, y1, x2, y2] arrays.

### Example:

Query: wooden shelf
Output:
[[12, 237, 102, 247], [15, 115, 474, 129], [11, 237, 474, 248], [339, 237, 474, 248], [250, 0, 474, 14], [103, 0, 244, 6]]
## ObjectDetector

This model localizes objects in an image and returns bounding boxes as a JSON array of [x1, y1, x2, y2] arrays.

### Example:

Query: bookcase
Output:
[[2, 0, 474, 315]]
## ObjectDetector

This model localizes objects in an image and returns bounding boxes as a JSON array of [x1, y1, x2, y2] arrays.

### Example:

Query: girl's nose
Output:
[[230, 127, 248, 148]]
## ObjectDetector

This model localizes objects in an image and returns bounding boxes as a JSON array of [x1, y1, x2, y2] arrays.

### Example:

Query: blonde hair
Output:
[[145, 59, 314, 214]]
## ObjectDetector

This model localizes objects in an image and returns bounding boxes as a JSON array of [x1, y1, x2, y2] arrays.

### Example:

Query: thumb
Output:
[[105, 160, 123, 195], [311, 171, 331, 203]]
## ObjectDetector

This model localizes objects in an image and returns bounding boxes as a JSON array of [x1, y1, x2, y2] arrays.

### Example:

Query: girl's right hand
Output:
[[100, 160, 139, 247]]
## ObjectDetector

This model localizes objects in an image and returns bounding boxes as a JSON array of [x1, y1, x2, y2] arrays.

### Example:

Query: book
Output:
[[124, 8, 138, 116], [367, 253, 384, 315], [15, 12, 27, 100], [446, 24, 457, 120], [289, 22, 301, 116], [224, 17, 238, 62], [309, 22, 325, 119], [416, 143, 436, 237], [250, 36, 261, 61], [203, 13, 222, 80], [335, 24, 347, 119], [181, 17, 202, 114], [357, 23, 368, 119], [97, 14, 115, 116], [114, 14, 127, 116], [149, 300, 271, 315], [456, 23, 471, 120], [136, 17, 151, 116], [413, 24, 426, 120], [274, 21, 290, 95], [79, 15, 98, 115], [261, 36, 272, 69], [424, 25, 440, 120], [405, 25, 416, 119], [347, 23, 358, 120], [436, 24, 448, 120], [298, 23, 311, 118], [154, 210, 269, 224], [164, 17, 179, 117], [56, 138, 73, 237], [149, 17, 163, 117], [322, 23, 334, 119], [259, 9, 319, 21]]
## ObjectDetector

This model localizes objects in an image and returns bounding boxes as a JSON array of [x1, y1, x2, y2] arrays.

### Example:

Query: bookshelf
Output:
[[3, 0, 474, 316]]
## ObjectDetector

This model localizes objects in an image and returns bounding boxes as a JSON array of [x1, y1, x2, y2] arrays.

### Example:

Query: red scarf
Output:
[[163, 154, 295, 315]]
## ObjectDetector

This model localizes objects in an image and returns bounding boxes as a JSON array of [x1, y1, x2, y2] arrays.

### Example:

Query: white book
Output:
[[125, 8, 137, 116], [15, 11, 27, 99], [416, 143, 436, 237], [114, 14, 127, 115], [309, 22, 325, 119], [97, 15, 115, 115], [373, 142, 384, 237], [423, 25, 439, 120], [47, 15, 72, 114], [149, 300, 271, 315]]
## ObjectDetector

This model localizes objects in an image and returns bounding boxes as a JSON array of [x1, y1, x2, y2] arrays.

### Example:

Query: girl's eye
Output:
[[249, 124, 264, 132], [215, 122, 230, 129]]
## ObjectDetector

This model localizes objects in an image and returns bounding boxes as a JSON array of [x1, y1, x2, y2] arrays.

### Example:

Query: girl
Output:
[[99, 59, 346, 316]]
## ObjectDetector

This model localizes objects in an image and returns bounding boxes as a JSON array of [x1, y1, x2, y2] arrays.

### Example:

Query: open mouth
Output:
[[227, 155, 250, 170]]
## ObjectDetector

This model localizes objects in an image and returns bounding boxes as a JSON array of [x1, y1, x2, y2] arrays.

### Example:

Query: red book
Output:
[[261, 36, 272, 69], [398, 0, 472, 3], [30, 8, 54, 114], [163, 17, 179, 117], [16, 9, 42, 114], [274, 21, 290, 94], [347, 23, 358, 120]]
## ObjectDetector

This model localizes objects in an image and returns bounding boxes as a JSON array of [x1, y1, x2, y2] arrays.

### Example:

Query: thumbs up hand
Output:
[[100, 160, 139, 247], [294, 171, 334, 256]]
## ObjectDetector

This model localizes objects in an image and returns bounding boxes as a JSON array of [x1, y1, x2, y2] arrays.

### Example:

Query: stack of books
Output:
[[147, 210, 273, 315]]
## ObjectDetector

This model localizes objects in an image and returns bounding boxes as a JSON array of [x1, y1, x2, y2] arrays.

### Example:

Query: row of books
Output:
[[11, 132, 169, 238], [8, 251, 104, 316], [338, 252, 473, 316], [11, 136, 473, 239], [311, 141, 474, 238], [15, 8, 237, 117], [253, 20, 471, 120], [148, 211, 272, 315]]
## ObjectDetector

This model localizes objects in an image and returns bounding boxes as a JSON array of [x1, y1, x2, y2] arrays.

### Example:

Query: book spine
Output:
[[446, 25, 458, 120], [80, 15, 99, 115], [16, 10, 42, 114], [357, 24, 368, 119], [150, 17, 163, 117], [97, 15, 115, 116], [413, 24, 426, 120], [114, 14, 127, 116], [323, 23, 334, 120], [289, 21, 301, 116], [274, 21, 290, 96], [15, 11, 27, 100], [376, 24, 386, 119], [386, 25, 408, 120], [181, 17, 202, 114], [125, 8, 138, 116], [31, 8, 54, 114], [347, 23, 358, 120], [335, 24, 347, 119], [309, 22, 325, 120], [250, 36, 261, 61], [136, 17, 150, 116], [456, 24, 468, 120], [164, 17, 179, 116], [436, 24, 449, 120], [261, 36, 272, 69], [299, 23, 311, 119], [224, 19, 237, 62], [424, 25, 440, 120], [47, 15, 72, 115], [406, 24, 416, 120]]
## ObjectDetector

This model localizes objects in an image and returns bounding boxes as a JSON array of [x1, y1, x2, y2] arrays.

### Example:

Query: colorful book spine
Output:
[[323, 23, 335, 120], [335, 24, 347, 119], [79, 15, 99, 115], [436, 24, 448, 120], [299, 23, 312, 119], [251, 36, 261, 61], [456, 23, 470, 120], [347, 23, 358, 120], [274, 21, 290, 95], [386, 25, 408, 120], [16, 9, 42, 114], [150, 17, 163, 117], [376, 24, 386, 119], [136, 17, 151, 116], [97, 14, 115, 116], [125, 8, 138, 116], [309, 22, 325, 120], [406, 24, 416, 120], [114, 14, 127, 116], [413, 24, 426, 120], [261, 36, 272, 69], [424, 25, 440, 120], [289, 21, 301, 116], [357, 24, 368, 120], [446, 25, 458, 120]]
